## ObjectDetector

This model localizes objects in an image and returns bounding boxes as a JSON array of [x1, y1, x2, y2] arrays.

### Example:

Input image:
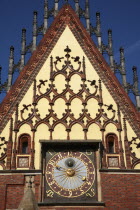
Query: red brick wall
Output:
[[0, 184, 6, 210], [101, 173, 140, 209], [6, 185, 24, 209], [39, 173, 140, 210], [0, 175, 24, 210], [35, 174, 41, 201], [0, 173, 140, 210]]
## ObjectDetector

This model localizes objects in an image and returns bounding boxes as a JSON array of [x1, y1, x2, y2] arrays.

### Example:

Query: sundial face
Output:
[[44, 145, 97, 204], [46, 151, 95, 198]]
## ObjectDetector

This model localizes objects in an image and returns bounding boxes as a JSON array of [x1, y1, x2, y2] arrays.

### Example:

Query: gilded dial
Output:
[[46, 151, 95, 198]]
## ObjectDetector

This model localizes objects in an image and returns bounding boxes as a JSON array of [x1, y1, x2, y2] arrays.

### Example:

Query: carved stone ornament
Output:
[[129, 137, 140, 168], [0, 137, 8, 162]]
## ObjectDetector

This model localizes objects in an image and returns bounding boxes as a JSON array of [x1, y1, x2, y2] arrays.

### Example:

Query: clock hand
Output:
[[55, 165, 66, 171]]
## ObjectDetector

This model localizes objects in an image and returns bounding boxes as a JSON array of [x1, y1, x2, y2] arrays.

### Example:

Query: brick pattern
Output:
[[0, 173, 140, 210], [6, 185, 24, 209], [0, 184, 6, 210], [101, 173, 140, 209], [0, 175, 24, 210], [38, 173, 140, 210], [6, 140, 13, 169], [34, 174, 41, 201]]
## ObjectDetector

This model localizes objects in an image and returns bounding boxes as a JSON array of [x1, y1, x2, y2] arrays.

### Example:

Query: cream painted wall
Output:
[[87, 123, 102, 140], [134, 163, 140, 169], [0, 26, 139, 170]]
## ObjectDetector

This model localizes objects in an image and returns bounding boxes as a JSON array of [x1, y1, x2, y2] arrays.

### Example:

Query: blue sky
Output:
[[0, 0, 140, 103]]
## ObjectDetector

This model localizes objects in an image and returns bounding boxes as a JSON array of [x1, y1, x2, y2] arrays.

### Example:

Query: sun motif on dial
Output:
[[46, 151, 95, 198]]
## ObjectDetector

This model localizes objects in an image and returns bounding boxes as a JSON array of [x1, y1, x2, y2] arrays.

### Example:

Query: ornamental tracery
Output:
[[129, 136, 140, 167], [15, 46, 120, 138], [0, 137, 7, 167]]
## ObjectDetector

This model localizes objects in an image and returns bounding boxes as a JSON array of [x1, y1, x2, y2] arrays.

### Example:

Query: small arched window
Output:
[[18, 134, 31, 154], [108, 138, 114, 153], [22, 141, 28, 154], [106, 134, 118, 154]]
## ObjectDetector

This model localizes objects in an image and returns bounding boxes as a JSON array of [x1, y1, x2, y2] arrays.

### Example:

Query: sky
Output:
[[0, 0, 140, 103]]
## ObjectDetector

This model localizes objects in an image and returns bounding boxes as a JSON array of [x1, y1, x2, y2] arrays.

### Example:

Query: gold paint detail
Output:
[[46, 190, 54, 198], [82, 176, 86, 181], [69, 190, 72, 197], [66, 168, 75, 177], [86, 188, 95, 197], [86, 150, 92, 156], [49, 160, 56, 165], [46, 151, 95, 198], [48, 149, 55, 156]]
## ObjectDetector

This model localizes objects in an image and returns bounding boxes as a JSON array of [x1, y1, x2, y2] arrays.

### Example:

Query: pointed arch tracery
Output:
[[35, 121, 51, 130], [13, 46, 121, 142]]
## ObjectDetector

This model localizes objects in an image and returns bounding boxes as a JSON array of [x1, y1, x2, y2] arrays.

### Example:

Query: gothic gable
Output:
[[0, 5, 140, 170], [0, 5, 139, 135]]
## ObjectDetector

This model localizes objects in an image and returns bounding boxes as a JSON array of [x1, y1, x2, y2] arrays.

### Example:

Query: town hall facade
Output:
[[0, 1, 140, 209]]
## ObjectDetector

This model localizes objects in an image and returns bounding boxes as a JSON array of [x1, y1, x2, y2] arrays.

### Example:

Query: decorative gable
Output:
[[0, 5, 140, 171]]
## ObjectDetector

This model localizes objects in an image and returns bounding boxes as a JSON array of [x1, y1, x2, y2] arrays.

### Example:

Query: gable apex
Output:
[[0, 4, 140, 137]]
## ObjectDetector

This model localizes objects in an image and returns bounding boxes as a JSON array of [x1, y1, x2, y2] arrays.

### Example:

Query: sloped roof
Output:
[[0, 4, 140, 136]]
